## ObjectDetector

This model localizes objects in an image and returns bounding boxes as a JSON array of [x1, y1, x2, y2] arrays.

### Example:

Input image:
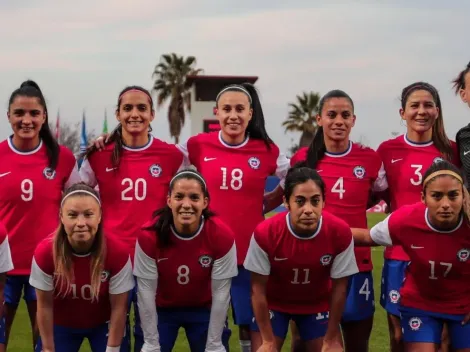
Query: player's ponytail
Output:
[[8, 80, 60, 169], [401, 82, 453, 161], [83, 85, 154, 167], [54, 183, 106, 302], [452, 61, 470, 95], [147, 169, 214, 247]]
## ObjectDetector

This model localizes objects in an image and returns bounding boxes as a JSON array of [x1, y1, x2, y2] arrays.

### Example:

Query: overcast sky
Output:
[[1, 0, 469, 154]]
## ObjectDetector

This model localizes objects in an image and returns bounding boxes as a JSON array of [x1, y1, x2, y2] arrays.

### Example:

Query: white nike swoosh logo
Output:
[[411, 245, 424, 249], [106, 167, 117, 172], [391, 159, 403, 163], [0, 172, 11, 178], [204, 157, 216, 162], [464, 151, 470, 156], [157, 258, 168, 262], [274, 257, 288, 261], [317, 170, 323, 173]]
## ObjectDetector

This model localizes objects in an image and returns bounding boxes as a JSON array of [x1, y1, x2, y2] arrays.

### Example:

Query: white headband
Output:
[[216, 86, 252, 104], [60, 190, 101, 208], [170, 171, 207, 191]]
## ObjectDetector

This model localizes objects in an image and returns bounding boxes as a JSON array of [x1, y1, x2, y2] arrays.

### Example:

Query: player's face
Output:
[[400, 90, 439, 134], [422, 176, 463, 228], [7, 96, 46, 141], [116, 91, 154, 136], [167, 178, 208, 232], [60, 195, 102, 253], [285, 180, 324, 234], [317, 97, 355, 142], [459, 72, 470, 109], [216, 91, 253, 141]]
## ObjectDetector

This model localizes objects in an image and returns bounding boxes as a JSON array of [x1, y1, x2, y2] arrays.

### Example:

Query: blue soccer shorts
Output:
[[230, 266, 253, 326], [5, 275, 36, 307], [342, 271, 375, 322], [380, 259, 408, 316]]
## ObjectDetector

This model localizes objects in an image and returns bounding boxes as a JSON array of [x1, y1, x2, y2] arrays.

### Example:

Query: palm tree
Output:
[[152, 53, 203, 143], [282, 92, 321, 147]]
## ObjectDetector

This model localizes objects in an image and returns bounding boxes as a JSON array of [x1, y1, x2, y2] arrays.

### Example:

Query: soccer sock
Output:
[[240, 340, 251, 352]]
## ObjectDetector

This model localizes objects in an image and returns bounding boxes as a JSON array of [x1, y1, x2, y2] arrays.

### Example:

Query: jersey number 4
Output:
[[331, 177, 345, 199], [220, 167, 243, 191]]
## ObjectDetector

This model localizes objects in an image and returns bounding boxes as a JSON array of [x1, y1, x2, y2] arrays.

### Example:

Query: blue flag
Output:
[[78, 112, 87, 168]]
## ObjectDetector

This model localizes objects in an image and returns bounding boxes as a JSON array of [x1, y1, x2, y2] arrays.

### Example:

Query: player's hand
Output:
[[462, 312, 470, 325], [321, 338, 344, 352], [256, 341, 278, 352], [92, 133, 111, 151]]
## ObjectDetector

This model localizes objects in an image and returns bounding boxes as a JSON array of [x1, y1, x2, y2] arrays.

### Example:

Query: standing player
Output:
[[352, 160, 470, 351], [0, 80, 80, 350], [244, 166, 358, 352], [177, 83, 290, 351], [134, 170, 237, 352], [0, 222, 14, 352], [289, 90, 388, 352], [453, 62, 470, 185], [80, 86, 186, 351], [377, 81, 459, 352], [30, 183, 134, 352]]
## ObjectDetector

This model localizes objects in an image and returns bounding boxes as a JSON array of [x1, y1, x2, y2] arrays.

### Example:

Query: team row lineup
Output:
[[0, 61, 470, 352]]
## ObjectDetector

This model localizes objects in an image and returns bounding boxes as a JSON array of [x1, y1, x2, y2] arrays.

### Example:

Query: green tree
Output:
[[152, 53, 203, 143], [282, 92, 321, 148]]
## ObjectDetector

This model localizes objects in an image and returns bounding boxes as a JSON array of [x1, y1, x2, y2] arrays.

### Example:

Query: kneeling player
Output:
[[244, 166, 358, 352], [30, 184, 134, 352], [353, 160, 470, 351], [134, 170, 237, 352]]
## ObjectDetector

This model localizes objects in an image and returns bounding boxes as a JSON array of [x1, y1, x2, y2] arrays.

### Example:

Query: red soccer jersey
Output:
[[370, 202, 470, 315], [0, 138, 79, 275], [30, 235, 134, 329], [377, 135, 461, 260], [134, 216, 237, 308], [179, 131, 290, 264], [291, 142, 387, 272], [0, 222, 14, 274], [79, 136, 185, 257], [244, 211, 358, 314]]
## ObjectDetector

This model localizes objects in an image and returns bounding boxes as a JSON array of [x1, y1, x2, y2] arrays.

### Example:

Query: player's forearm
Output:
[[206, 279, 231, 351], [107, 292, 129, 348], [252, 292, 275, 343], [351, 228, 379, 246], [263, 185, 284, 213], [36, 299, 55, 351], [324, 277, 349, 343]]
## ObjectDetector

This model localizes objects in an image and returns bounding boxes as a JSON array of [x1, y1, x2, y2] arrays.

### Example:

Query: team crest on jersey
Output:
[[248, 157, 261, 169], [389, 290, 400, 304], [433, 157, 444, 164], [43, 167, 56, 180], [101, 270, 110, 282], [149, 164, 162, 178], [320, 254, 332, 266], [198, 255, 213, 268], [353, 166, 366, 179], [409, 317, 422, 331], [457, 248, 470, 262]]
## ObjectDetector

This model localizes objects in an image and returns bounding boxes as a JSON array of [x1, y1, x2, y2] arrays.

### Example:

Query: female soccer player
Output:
[[0, 80, 80, 350], [352, 160, 470, 352], [177, 83, 290, 351], [377, 81, 459, 352], [244, 166, 358, 352], [288, 89, 388, 352], [134, 169, 237, 352], [80, 85, 186, 351], [30, 183, 134, 352], [0, 222, 14, 352]]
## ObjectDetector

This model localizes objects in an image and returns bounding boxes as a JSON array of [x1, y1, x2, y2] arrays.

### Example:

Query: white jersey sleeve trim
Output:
[[243, 235, 270, 276], [109, 257, 135, 295], [330, 238, 359, 279], [78, 158, 98, 188], [176, 141, 191, 171], [137, 277, 160, 352], [29, 258, 53, 291], [274, 153, 290, 190], [370, 215, 393, 246], [133, 241, 158, 280], [372, 162, 388, 192], [212, 243, 238, 280], [206, 278, 231, 352], [64, 161, 82, 189], [0, 237, 14, 273]]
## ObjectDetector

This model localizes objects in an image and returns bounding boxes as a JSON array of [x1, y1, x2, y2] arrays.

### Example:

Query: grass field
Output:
[[8, 213, 388, 351]]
